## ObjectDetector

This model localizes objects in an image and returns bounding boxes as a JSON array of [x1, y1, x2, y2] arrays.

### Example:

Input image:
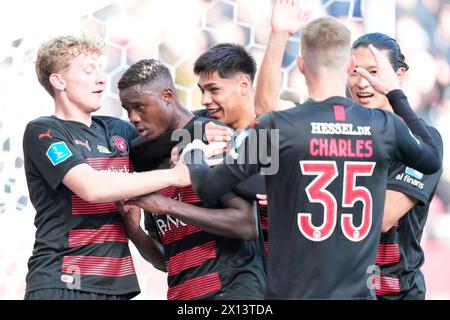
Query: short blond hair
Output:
[[301, 16, 351, 72], [35, 34, 105, 97]]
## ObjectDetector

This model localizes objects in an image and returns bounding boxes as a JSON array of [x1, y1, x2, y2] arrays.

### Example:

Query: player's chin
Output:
[[355, 98, 376, 109], [143, 130, 160, 141], [89, 103, 102, 112]]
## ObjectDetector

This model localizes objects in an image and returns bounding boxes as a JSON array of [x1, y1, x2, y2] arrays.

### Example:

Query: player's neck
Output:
[[231, 98, 256, 130], [384, 103, 394, 113], [54, 99, 92, 127], [171, 104, 194, 130], [233, 108, 256, 131], [306, 72, 347, 102]]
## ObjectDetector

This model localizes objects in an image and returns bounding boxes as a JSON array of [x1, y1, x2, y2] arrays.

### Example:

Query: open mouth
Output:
[[356, 92, 374, 99], [137, 128, 147, 135], [355, 92, 374, 104], [207, 107, 222, 117]]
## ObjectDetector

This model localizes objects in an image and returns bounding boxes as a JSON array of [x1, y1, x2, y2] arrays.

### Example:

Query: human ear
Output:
[[239, 74, 251, 95], [296, 56, 305, 75], [163, 88, 173, 104], [49, 73, 66, 92]]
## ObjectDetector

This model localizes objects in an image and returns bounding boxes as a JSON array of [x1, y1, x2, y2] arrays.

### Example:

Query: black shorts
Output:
[[24, 288, 133, 300]]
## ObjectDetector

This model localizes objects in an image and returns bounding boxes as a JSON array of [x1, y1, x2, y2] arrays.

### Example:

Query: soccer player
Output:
[[256, 0, 444, 299], [349, 33, 443, 299], [192, 43, 270, 257], [176, 16, 442, 299], [23, 34, 187, 300], [118, 59, 267, 300]]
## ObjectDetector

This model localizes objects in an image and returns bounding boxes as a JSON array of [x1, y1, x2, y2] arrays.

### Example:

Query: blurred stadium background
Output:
[[0, 0, 449, 300]]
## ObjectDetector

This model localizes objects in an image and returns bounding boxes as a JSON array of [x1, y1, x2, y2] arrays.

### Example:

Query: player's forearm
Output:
[[88, 168, 179, 203], [187, 160, 242, 205], [388, 90, 441, 174], [382, 190, 417, 232], [128, 227, 166, 272], [161, 200, 257, 240], [254, 31, 289, 116]]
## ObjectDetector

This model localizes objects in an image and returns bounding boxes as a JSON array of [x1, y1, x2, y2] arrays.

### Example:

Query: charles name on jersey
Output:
[[309, 122, 373, 158]]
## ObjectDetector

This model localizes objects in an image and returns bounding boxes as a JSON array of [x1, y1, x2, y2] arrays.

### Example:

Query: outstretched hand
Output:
[[125, 193, 172, 215], [271, 0, 311, 36], [354, 44, 401, 95], [180, 139, 227, 167], [205, 122, 233, 143]]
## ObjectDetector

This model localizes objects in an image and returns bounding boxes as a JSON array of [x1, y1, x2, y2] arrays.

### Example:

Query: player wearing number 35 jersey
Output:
[[179, 17, 442, 299]]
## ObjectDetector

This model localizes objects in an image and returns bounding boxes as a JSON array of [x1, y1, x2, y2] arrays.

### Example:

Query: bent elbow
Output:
[[239, 222, 259, 241], [421, 157, 442, 175], [241, 231, 258, 241], [78, 189, 108, 203]]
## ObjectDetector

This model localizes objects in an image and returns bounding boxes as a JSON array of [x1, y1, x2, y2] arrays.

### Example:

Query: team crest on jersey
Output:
[[46, 142, 72, 165], [110, 135, 129, 155]]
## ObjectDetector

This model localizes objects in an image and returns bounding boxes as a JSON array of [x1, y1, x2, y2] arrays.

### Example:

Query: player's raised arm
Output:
[[254, 0, 310, 115]]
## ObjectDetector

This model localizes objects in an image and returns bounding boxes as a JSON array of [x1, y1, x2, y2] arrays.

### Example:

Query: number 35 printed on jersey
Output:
[[298, 160, 376, 242]]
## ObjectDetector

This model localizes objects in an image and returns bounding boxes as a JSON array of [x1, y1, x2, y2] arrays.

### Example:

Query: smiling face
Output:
[[348, 47, 393, 110], [197, 70, 251, 129], [119, 83, 173, 141], [348, 46, 406, 111], [59, 53, 105, 113]]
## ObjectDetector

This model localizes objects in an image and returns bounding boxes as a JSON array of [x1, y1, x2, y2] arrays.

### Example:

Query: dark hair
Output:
[[352, 32, 409, 71], [194, 43, 257, 82], [118, 59, 173, 90]]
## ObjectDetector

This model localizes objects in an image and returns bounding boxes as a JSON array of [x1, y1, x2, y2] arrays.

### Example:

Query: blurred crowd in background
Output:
[[0, 0, 449, 299]]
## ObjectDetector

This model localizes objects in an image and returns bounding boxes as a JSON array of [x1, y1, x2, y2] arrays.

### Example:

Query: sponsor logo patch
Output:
[[46, 142, 72, 165], [405, 167, 423, 180], [97, 145, 111, 154]]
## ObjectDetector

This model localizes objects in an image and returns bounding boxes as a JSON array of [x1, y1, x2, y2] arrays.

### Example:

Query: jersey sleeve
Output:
[[388, 90, 441, 175], [218, 190, 240, 204], [23, 121, 86, 190], [387, 127, 443, 206], [391, 115, 440, 176]]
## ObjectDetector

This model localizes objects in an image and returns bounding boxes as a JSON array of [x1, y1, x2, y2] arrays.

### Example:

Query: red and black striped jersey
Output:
[[23, 115, 140, 297], [132, 115, 267, 300], [375, 123, 443, 299]]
